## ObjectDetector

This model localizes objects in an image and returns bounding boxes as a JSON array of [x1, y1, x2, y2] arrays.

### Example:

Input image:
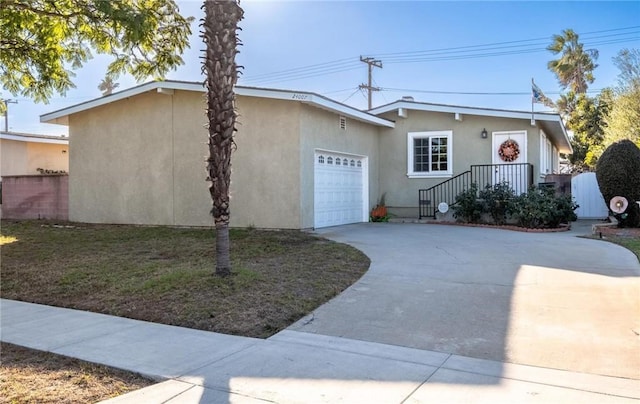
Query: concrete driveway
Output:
[[289, 222, 640, 380]]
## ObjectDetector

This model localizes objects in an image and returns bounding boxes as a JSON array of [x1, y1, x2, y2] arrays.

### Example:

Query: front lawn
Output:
[[0, 220, 370, 338]]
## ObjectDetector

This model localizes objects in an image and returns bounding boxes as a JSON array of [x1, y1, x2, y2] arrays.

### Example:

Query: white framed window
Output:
[[407, 130, 452, 178], [540, 131, 552, 176]]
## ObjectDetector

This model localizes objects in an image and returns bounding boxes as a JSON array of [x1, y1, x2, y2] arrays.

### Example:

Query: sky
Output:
[[2, 0, 639, 135]]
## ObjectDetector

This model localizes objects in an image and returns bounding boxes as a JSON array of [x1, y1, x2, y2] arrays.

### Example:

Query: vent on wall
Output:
[[339, 116, 347, 130]]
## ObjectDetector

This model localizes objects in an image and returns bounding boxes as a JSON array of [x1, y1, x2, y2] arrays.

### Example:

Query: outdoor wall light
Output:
[[481, 128, 488, 139]]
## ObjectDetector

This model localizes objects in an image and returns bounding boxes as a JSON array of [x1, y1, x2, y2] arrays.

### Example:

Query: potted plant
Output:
[[370, 193, 389, 222]]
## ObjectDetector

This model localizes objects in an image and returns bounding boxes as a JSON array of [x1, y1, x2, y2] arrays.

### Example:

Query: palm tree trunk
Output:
[[202, 0, 243, 277]]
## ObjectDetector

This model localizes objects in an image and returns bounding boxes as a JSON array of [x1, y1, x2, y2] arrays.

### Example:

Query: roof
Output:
[[0, 131, 69, 145], [40, 80, 395, 128], [370, 100, 572, 154]]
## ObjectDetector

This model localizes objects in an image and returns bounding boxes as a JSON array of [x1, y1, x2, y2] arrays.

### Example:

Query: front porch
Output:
[[418, 163, 534, 219]]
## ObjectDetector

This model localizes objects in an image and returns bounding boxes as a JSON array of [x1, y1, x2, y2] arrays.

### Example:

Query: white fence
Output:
[[571, 172, 608, 219]]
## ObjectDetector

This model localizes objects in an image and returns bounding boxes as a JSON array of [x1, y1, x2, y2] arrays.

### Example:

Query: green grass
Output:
[[0, 220, 370, 338]]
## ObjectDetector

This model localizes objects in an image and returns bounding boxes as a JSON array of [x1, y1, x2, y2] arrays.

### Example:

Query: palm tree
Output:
[[201, 0, 243, 277], [547, 29, 598, 94], [98, 77, 120, 96]]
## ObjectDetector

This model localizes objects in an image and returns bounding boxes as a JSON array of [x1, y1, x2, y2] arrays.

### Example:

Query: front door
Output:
[[492, 131, 527, 194]]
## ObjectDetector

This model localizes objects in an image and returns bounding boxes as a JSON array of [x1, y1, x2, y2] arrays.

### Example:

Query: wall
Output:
[[67, 90, 303, 228], [0, 139, 27, 177], [69, 91, 175, 225], [299, 106, 381, 228], [225, 96, 302, 229], [377, 109, 545, 217], [1, 175, 68, 220], [0, 139, 68, 177]]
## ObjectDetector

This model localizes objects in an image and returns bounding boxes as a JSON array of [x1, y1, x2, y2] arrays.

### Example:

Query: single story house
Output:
[[0, 131, 68, 177], [40, 80, 570, 229]]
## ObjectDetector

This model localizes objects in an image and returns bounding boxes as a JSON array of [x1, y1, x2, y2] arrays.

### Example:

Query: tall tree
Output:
[[565, 90, 611, 169], [547, 29, 598, 95], [547, 29, 602, 170], [1, 0, 193, 103], [201, 0, 243, 277], [603, 48, 640, 150], [98, 77, 120, 96], [613, 48, 640, 89]]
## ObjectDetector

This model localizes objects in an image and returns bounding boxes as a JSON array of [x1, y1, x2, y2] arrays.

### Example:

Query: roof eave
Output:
[[372, 101, 571, 152], [40, 81, 394, 128]]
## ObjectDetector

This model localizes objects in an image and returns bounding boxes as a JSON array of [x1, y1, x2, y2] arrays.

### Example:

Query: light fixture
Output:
[[481, 128, 488, 139]]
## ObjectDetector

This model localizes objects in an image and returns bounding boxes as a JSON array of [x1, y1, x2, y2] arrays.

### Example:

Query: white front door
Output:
[[492, 131, 528, 194], [314, 151, 367, 228]]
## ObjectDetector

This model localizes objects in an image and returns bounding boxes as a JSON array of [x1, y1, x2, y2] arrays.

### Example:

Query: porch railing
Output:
[[418, 163, 533, 219]]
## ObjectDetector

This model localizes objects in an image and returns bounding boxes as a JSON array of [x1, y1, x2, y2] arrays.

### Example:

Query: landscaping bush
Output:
[[510, 186, 578, 229], [479, 181, 516, 225], [596, 139, 640, 228], [452, 184, 483, 223]]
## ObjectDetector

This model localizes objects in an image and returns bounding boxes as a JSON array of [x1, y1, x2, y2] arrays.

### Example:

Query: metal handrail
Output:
[[418, 163, 533, 219]]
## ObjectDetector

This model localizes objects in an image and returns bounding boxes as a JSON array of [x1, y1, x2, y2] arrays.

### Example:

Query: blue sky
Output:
[[3, 0, 639, 135]]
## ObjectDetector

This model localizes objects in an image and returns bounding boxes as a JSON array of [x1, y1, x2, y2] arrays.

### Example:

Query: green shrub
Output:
[[479, 181, 516, 225], [510, 187, 579, 229], [452, 184, 483, 223], [596, 139, 640, 228]]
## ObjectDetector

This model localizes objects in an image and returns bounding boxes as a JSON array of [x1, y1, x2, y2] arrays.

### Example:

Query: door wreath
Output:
[[498, 139, 520, 162]]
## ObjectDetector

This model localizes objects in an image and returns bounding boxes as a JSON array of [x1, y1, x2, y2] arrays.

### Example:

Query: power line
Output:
[[240, 26, 639, 85], [341, 88, 363, 104], [380, 87, 605, 96]]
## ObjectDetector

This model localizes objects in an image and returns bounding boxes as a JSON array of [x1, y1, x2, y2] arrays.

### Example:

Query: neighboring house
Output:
[[40, 80, 570, 229], [0, 131, 69, 177], [0, 131, 69, 219]]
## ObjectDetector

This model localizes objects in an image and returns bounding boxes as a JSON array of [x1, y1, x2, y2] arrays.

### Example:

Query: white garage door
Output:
[[314, 151, 367, 228]]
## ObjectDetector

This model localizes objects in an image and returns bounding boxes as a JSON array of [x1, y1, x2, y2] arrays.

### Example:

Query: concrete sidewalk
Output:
[[1, 299, 638, 403]]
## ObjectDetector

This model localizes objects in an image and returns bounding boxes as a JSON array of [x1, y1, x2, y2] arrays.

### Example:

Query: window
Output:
[[318, 155, 325, 164], [335, 158, 341, 166], [540, 131, 552, 176], [357, 161, 362, 168], [350, 159, 355, 167], [407, 131, 452, 178], [327, 157, 333, 165]]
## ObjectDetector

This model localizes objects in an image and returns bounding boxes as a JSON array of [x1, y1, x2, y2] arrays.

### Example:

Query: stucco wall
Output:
[[67, 90, 303, 228], [69, 91, 175, 225], [299, 105, 381, 228], [229, 96, 302, 229], [0, 139, 27, 177], [0, 139, 67, 177], [377, 110, 546, 214]]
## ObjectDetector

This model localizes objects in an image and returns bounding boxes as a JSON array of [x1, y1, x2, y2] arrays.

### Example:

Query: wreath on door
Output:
[[498, 139, 520, 162]]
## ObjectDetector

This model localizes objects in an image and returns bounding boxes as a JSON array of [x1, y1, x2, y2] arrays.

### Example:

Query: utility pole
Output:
[[2, 99, 18, 132], [358, 56, 382, 110]]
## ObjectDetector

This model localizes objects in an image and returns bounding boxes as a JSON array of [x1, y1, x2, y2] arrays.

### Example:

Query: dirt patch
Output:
[[596, 226, 640, 238], [0, 343, 153, 404]]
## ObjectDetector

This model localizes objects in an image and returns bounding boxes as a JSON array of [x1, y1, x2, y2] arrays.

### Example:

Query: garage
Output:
[[314, 151, 367, 228]]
